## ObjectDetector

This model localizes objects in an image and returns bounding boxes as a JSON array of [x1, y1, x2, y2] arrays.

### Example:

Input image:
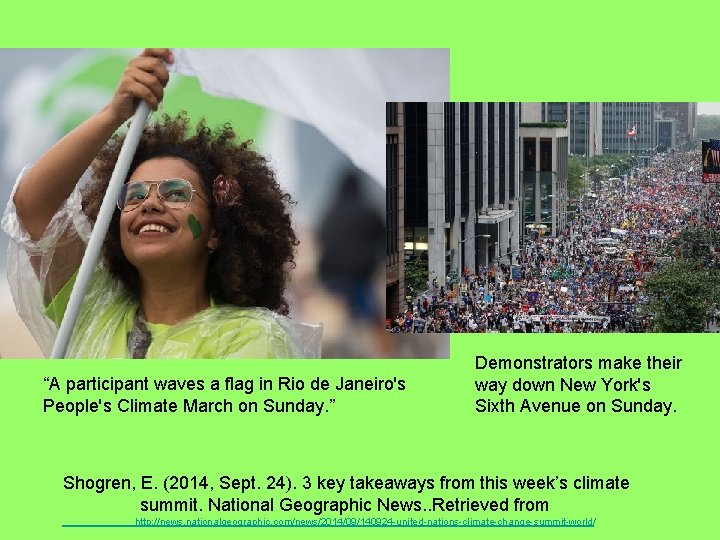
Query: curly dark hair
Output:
[[81, 112, 298, 315]]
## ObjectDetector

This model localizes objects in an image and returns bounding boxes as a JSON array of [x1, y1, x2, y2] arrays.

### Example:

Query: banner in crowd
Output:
[[516, 314, 610, 324], [701, 139, 720, 182]]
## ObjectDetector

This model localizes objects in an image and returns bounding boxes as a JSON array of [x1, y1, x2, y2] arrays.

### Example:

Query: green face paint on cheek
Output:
[[188, 214, 202, 240]]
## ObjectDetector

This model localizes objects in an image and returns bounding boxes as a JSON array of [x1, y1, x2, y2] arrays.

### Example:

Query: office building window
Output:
[[557, 137, 567, 186], [386, 102, 397, 127], [509, 102, 516, 200], [523, 175, 535, 226], [386, 133, 399, 260], [524, 138, 536, 172], [540, 138, 552, 172], [499, 102, 505, 205], [444, 102, 456, 223], [487, 102, 495, 206], [474, 103, 484, 210], [460, 103, 469, 218], [404, 102, 427, 228]]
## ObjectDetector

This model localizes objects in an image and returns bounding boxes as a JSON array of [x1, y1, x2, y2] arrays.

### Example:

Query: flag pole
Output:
[[50, 102, 151, 358]]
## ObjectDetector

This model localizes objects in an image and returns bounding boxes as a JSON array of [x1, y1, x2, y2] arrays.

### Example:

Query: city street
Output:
[[390, 148, 720, 333]]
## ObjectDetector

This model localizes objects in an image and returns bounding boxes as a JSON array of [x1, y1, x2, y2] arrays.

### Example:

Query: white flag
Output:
[[170, 49, 450, 184]]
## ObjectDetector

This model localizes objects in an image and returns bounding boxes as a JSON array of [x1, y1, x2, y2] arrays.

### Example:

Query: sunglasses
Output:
[[117, 179, 209, 212]]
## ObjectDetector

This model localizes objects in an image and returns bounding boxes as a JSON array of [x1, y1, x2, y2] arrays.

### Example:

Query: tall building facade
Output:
[[568, 102, 602, 158], [525, 102, 601, 158], [656, 102, 697, 146], [599, 102, 656, 156], [518, 104, 569, 241], [396, 103, 520, 284], [538, 102, 696, 157], [543, 102, 569, 123], [387, 102, 578, 309], [386, 102, 404, 317], [519, 125, 569, 240]]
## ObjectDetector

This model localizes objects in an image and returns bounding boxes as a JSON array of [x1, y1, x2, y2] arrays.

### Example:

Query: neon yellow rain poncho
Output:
[[2, 167, 322, 358]]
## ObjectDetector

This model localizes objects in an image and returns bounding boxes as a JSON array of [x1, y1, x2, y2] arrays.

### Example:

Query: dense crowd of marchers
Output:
[[391, 149, 720, 333]]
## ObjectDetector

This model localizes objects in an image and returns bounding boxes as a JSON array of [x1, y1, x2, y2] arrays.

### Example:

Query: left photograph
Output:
[[0, 48, 450, 358]]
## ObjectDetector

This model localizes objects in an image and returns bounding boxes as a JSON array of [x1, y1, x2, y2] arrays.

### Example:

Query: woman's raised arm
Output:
[[13, 48, 174, 240]]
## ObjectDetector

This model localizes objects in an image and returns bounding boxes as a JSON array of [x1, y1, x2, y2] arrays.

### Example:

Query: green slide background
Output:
[[2, 2, 719, 538], [0, 334, 717, 537]]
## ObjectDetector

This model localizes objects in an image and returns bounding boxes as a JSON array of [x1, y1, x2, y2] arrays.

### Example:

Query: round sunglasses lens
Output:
[[159, 180, 193, 208], [120, 183, 149, 210]]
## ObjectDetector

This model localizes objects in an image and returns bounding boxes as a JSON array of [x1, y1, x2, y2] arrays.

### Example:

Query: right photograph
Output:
[[386, 102, 720, 333]]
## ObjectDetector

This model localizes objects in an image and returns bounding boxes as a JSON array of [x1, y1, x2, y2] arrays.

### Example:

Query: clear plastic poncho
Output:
[[2, 167, 323, 358]]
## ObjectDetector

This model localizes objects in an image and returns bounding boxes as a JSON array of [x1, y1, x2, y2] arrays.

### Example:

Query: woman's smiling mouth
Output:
[[133, 221, 176, 235], [139, 223, 171, 234]]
